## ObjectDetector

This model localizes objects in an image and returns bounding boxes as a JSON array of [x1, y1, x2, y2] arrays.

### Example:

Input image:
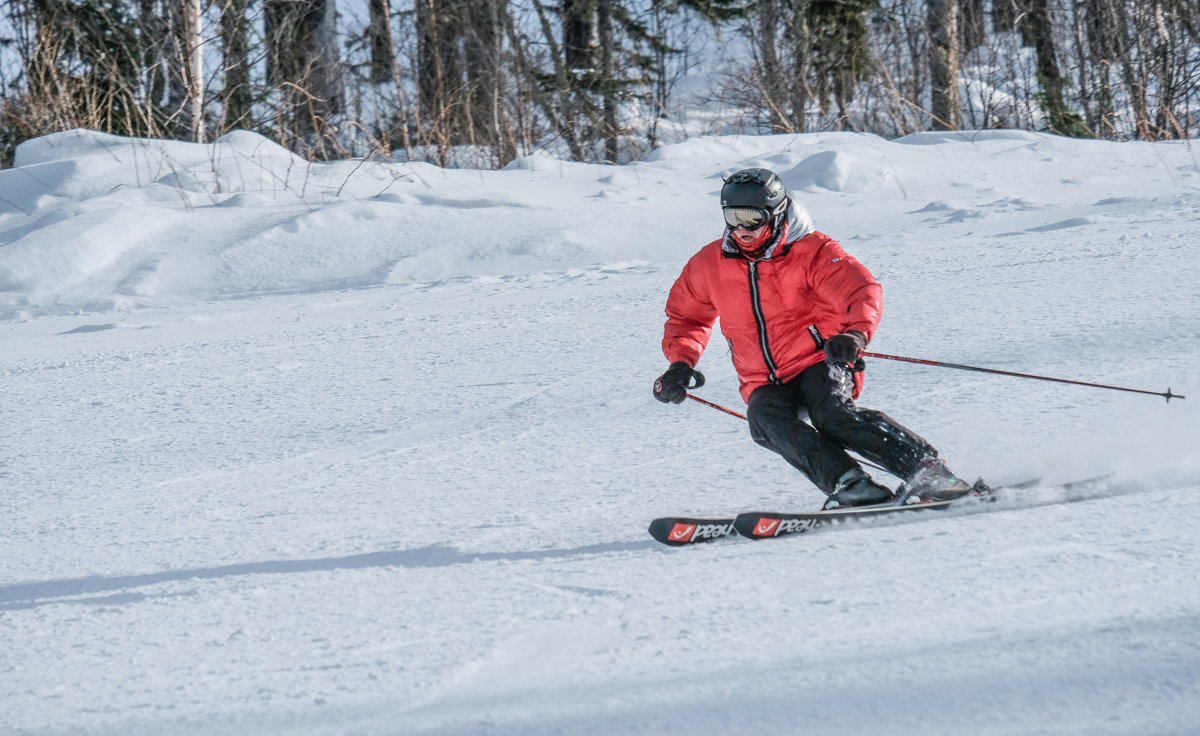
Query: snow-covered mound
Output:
[[3, 128, 1195, 320]]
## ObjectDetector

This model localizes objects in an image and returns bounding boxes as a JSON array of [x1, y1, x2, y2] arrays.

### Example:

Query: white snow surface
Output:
[[2, 129, 1199, 735]]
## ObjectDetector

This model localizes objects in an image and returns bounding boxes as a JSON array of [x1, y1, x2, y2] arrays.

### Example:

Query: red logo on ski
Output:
[[668, 523, 697, 542], [753, 517, 780, 536]]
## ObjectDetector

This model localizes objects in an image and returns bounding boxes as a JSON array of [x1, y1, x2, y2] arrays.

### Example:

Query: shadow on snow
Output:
[[0, 539, 658, 610]]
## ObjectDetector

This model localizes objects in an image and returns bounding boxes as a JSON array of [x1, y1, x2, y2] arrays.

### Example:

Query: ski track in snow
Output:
[[1, 129, 1199, 735]]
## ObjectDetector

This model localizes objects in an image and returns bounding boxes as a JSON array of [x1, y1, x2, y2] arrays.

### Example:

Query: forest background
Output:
[[1, 0, 1198, 169]]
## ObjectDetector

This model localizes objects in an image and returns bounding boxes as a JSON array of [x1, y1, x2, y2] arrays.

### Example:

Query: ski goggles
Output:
[[722, 207, 770, 230]]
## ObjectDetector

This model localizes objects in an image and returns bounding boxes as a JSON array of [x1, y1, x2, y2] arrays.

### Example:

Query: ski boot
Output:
[[823, 468, 896, 509], [899, 458, 972, 504]]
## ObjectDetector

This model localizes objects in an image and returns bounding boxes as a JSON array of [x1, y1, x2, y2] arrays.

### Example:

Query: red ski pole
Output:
[[686, 393, 747, 420], [863, 352, 1185, 402]]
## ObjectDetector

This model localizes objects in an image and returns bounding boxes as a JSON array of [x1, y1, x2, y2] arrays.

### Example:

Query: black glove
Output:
[[824, 331, 866, 366], [654, 361, 704, 404]]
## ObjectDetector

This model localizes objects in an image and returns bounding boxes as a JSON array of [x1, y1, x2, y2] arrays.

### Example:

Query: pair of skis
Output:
[[649, 474, 1113, 546]]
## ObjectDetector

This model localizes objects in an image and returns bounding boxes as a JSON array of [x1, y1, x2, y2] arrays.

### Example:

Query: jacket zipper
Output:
[[747, 260, 780, 384]]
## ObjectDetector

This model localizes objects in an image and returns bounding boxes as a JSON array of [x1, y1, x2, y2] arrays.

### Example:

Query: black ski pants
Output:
[[746, 362, 936, 495]]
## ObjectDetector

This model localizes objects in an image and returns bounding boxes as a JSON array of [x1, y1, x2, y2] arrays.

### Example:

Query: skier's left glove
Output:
[[654, 361, 705, 404], [824, 330, 866, 366]]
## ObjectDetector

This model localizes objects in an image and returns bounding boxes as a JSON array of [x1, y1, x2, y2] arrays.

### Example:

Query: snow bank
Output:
[[4, 127, 1196, 321]]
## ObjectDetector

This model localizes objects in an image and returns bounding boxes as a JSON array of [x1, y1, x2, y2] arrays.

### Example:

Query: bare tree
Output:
[[219, 0, 253, 132], [561, 0, 600, 156], [167, 0, 205, 142], [807, 0, 879, 129], [597, 0, 620, 161], [782, 2, 813, 132], [265, 0, 342, 157], [367, 0, 393, 85], [756, 0, 793, 132], [463, 0, 516, 165], [928, 0, 960, 129], [412, 0, 517, 166], [1, 0, 160, 151], [1025, 0, 1083, 134], [958, 0, 985, 52], [7, 0, 1200, 168], [991, 0, 1024, 37]]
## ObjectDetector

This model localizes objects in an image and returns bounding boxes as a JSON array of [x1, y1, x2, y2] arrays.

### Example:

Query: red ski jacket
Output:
[[662, 225, 882, 403]]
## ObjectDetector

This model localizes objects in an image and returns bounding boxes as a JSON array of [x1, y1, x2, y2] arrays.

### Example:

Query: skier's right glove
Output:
[[654, 361, 705, 404]]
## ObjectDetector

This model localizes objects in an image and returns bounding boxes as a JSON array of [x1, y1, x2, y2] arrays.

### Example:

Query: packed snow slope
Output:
[[2, 129, 1198, 735]]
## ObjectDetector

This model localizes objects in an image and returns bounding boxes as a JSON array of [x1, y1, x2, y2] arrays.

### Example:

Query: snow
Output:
[[2, 128, 1198, 735]]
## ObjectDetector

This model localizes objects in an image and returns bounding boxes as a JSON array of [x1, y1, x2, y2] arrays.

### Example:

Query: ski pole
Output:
[[686, 393, 746, 419], [863, 352, 1185, 402]]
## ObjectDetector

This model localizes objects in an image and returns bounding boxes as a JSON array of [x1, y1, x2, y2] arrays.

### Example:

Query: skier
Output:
[[653, 168, 971, 508]]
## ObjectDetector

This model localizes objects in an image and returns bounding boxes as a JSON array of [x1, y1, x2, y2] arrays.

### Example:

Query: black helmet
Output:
[[720, 168, 788, 229]]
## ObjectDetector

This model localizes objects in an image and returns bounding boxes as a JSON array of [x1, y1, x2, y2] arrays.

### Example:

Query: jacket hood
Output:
[[722, 194, 815, 260]]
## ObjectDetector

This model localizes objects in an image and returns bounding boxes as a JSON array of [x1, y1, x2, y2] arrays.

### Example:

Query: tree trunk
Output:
[[164, 0, 205, 141], [1025, 0, 1076, 134], [1151, 1, 1180, 136], [368, 0, 394, 85], [463, 0, 516, 165], [563, 0, 599, 73], [25, 0, 59, 107], [183, 0, 204, 141], [992, 0, 1026, 35], [598, 0, 619, 161], [757, 0, 791, 132], [928, 0, 960, 129], [806, 0, 878, 130], [529, 0, 586, 160], [785, 1, 810, 132], [416, 0, 465, 160], [958, 0, 986, 52], [265, 0, 342, 155], [562, 0, 599, 159], [139, 0, 168, 119], [219, 0, 252, 132]]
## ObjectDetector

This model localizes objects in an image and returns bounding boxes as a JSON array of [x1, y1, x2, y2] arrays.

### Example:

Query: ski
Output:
[[648, 516, 737, 546], [735, 473, 1113, 541], [648, 474, 1113, 546], [734, 480, 996, 540]]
